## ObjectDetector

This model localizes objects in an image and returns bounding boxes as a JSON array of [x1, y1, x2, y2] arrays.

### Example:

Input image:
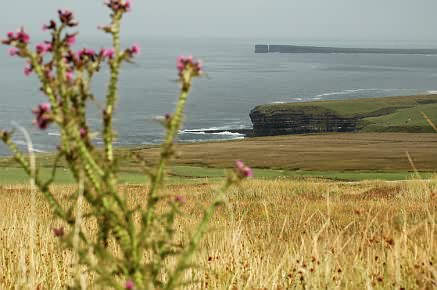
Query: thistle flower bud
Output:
[[24, 64, 33, 76], [35, 42, 51, 55], [101, 48, 115, 59], [235, 160, 253, 178], [177, 55, 202, 79], [53, 227, 64, 237], [32, 103, 53, 129], [2, 28, 30, 45], [175, 195, 186, 205], [79, 128, 87, 138], [65, 34, 77, 46], [124, 280, 135, 290], [58, 10, 78, 27], [106, 0, 132, 13], [8, 47, 18, 56], [43, 20, 57, 31]]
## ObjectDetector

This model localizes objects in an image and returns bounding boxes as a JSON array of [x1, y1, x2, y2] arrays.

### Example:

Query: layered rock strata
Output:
[[249, 106, 358, 136]]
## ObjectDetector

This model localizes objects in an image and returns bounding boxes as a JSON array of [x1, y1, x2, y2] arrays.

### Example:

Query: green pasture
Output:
[[0, 166, 434, 185], [254, 94, 437, 132]]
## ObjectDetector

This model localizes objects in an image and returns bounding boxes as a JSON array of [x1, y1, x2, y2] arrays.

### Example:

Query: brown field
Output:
[[1, 179, 436, 289], [129, 132, 437, 171]]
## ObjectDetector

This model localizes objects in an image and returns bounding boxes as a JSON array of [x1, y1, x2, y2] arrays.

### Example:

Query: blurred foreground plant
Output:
[[1, 1, 252, 289]]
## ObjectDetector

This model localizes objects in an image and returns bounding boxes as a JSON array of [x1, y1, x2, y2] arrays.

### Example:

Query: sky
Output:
[[1, 0, 437, 42]]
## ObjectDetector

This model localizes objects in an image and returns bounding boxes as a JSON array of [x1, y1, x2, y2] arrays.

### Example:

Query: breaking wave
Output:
[[312, 88, 423, 99]]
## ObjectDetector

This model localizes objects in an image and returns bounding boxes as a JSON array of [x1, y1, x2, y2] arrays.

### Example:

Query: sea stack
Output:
[[255, 44, 269, 53]]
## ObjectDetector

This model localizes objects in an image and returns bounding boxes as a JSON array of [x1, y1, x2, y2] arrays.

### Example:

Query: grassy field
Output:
[[0, 166, 435, 185], [2, 132, 437, 183], [253, 94, 437, 132], [1, 132, 436, 288], [0, 180, 435, 289], [129, 132, 437, 172]]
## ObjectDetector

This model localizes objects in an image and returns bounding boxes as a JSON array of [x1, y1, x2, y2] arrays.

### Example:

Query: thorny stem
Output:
[[103, 11, 122, 168], [142, 80, 191, 235]]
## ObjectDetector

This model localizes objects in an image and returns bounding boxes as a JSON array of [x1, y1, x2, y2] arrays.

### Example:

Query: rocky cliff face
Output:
[[249, 106, 358, 136]]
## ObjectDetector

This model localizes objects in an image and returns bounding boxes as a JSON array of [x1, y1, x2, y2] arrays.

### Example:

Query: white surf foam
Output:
[[210, 131, 245, 137], [313, 88, 421, 99], [179, 129, 245, 137], [48, 131, 61, 136], [12, 140, 49, 153]]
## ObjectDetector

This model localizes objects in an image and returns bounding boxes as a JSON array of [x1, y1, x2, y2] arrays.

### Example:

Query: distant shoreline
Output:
[[254, 44, 437, 54]]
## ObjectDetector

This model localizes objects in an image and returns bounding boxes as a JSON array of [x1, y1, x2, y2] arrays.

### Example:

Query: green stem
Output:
[[103, 12, 122, 167], [145, 85, 190, 226]]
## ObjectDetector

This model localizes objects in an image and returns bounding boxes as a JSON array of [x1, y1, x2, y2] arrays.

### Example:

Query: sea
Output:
[[1, 37, 437, 155]]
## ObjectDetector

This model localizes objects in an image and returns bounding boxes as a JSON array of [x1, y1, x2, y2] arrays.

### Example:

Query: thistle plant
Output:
[[1, 1, 252, 289]]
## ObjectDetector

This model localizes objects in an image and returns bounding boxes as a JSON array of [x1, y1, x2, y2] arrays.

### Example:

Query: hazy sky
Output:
[[1, 0, 436, 41]]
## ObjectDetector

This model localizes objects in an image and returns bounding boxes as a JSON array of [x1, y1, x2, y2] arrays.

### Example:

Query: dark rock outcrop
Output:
[[255, 45, 269, 53], [249, 106, 358, 136]]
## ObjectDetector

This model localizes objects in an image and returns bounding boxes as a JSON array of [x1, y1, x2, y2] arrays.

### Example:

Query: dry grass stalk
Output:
[[1, 179, 435, 289]]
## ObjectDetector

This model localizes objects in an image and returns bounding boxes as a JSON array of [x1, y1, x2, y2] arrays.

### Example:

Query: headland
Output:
[[254, 44, 437, 54], [250, 94, 437, 136]]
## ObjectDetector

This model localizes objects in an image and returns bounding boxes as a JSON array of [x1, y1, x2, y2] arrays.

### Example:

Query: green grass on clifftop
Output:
[[253, 94, 437, 132]]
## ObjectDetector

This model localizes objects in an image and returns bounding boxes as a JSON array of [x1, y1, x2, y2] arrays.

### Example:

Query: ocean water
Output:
[[1, 37, 437, 155]]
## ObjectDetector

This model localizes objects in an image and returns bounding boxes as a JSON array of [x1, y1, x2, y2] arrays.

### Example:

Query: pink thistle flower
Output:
[[58, 9, 78, 27], [32, 103, 53, 129], [125, 44, 140, 58], [65, 71, 74, 82], [66, 34, 76, 46], [8, 47, 18, 56], [3, 28, 29, 45], [39, 103, 51, 112], [124, 0, 132, 11], [125, 280, 135, 290], [106, 0, 132, 13], [235, 160, 253, 178], [101, 48, 115, 59], [131, 44, 141, 55], [16, 28, 30, 44], [42, 20, 57, 31], [131, 44, 140, 55], [79, 128, 87, 138], [53, 227, 64, 237], [177, 55, 203, 77], [36, 43, 50, 55], [175, 195, 186, 205], [78, 48, 96, 61], [44, 69, 54, 80], [2, 32, 15, 45], [24, 65, 33, 76]]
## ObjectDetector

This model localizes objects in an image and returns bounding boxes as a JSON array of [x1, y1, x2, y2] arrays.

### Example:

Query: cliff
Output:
[[250, 106, 357, 136], [250, 95, 437, 137]]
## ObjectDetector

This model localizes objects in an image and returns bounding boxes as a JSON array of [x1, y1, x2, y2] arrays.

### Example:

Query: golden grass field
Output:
[[129, 133, 437, 171], [1, 179, 436, 289]]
